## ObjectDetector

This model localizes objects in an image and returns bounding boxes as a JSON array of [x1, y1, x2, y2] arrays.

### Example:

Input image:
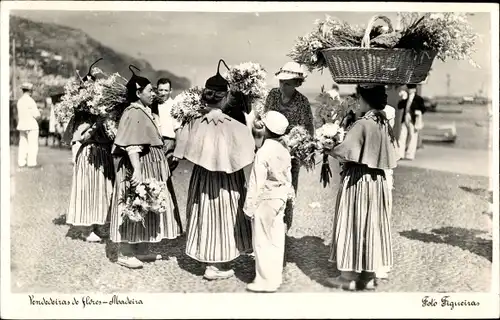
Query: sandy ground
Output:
[[9, 145, 492, 293]]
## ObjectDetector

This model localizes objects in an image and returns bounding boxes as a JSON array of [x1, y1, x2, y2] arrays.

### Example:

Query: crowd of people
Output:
[[14, 59, 432, 293]]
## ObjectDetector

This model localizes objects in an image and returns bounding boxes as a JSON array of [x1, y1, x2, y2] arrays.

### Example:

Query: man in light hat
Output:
[[16, 82, 41, 168], [244, 110, 295, 293]]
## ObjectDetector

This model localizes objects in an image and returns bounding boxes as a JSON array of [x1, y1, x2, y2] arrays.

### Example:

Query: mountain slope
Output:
[[10, 15, 191, 91]]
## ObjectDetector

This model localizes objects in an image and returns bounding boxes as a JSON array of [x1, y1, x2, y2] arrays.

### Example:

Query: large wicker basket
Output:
[[321, 15, 437, 84]]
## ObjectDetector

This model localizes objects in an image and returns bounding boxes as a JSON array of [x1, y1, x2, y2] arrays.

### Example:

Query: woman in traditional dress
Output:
[[173, 60, 254, 280], [109, 65, 183, 269], [325, 84, 399, 291], [251, 62, 314, 231], [65, 110, 114, 242], [64, 60, 114, 242]]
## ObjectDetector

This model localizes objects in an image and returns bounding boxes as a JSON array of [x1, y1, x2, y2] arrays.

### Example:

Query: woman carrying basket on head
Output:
[[325, 84, 399, 291]]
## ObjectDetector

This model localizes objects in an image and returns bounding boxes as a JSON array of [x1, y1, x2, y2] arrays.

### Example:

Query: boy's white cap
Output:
[[262, 111, 289, 135]]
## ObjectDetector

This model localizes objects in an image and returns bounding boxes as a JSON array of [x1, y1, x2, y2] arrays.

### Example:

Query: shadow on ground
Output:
[[286, 235, 338, 287], [400, 227, 492, 262], [52, 213, 107, 241], [459, 185, 493, 203]]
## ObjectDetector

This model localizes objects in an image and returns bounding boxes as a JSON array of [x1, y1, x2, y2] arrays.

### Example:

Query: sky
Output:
[[12, 10, 493, 98]]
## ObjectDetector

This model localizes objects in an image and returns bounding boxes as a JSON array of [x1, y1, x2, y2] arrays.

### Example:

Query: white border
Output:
[[1, 2, 499, 319]]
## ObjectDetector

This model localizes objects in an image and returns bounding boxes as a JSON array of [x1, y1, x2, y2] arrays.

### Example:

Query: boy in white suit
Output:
[[244, 111, 295, 293]]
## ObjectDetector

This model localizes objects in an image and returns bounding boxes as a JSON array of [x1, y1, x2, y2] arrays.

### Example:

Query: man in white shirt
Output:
[[156, 78, 181, 171], [16, 82, 41, 168]]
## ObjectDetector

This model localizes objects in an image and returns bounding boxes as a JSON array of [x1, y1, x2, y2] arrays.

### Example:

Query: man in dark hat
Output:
[[397, 83, 426, 160]]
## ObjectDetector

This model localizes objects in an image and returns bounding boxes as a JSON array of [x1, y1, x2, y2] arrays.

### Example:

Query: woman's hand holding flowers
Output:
[[130, 170, 142, 187]]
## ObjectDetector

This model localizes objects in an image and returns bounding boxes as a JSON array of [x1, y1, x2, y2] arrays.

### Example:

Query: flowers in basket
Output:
[[281, 126, 318, 172], [119, 178, 170, 227], [397, 12, 479, 67], [170, 86, 207, 125], [288, 15, 365, 72], [289, 12, 479, 72]]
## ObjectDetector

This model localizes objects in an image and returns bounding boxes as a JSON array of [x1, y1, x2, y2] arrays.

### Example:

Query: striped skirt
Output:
[[109, 147, 183, 243], [328, 163, 393, 273], [66, 143, 114, 226], [185, 165, 252, 263]]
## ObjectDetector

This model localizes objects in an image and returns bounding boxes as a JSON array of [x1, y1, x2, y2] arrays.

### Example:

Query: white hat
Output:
[[275, 62, 306, 81], [20, 82, 33, 90], [262, 111, 289, 135]]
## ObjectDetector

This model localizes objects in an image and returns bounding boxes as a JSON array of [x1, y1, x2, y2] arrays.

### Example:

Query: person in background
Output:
[[155, 78, 182, 172], [244, 111, 294, 293], [16, 82, 41, 168], [153, 78, 182, 235], [252, 61, 314, 231], [251, 61, 314, 267], [397, 84, 426, 160], [326, 84, 399, 291]]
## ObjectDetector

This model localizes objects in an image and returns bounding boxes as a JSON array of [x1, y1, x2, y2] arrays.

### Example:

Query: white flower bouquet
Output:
[[281, 126, 319, 172], [119, 178, 170, 227], [224, 62, 268, 101], [54, 67, 128, 139], [170, 86, 207, 125], [315, 89, 360, 125], [87, 71, 128, 117], [315, 93, 359, 187]]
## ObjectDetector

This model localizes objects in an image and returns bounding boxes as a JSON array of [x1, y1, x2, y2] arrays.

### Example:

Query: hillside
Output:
[[9, 15, 191, 94]]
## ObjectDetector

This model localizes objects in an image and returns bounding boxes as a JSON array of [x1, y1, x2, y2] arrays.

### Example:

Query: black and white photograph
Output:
[[1, 1, 498, 319]]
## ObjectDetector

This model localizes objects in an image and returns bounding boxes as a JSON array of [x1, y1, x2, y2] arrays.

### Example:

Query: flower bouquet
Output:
[[172, 62, 269, 126], [119, 178, 170, 227], [87, 70, 128, 117], [282, 126, 318, 172], [54, 67, 128, 139], [223, 62, 268, 111], [289, 13, 478, 83], [314, 93, 359, 187], [170, 86, 206, 125]]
